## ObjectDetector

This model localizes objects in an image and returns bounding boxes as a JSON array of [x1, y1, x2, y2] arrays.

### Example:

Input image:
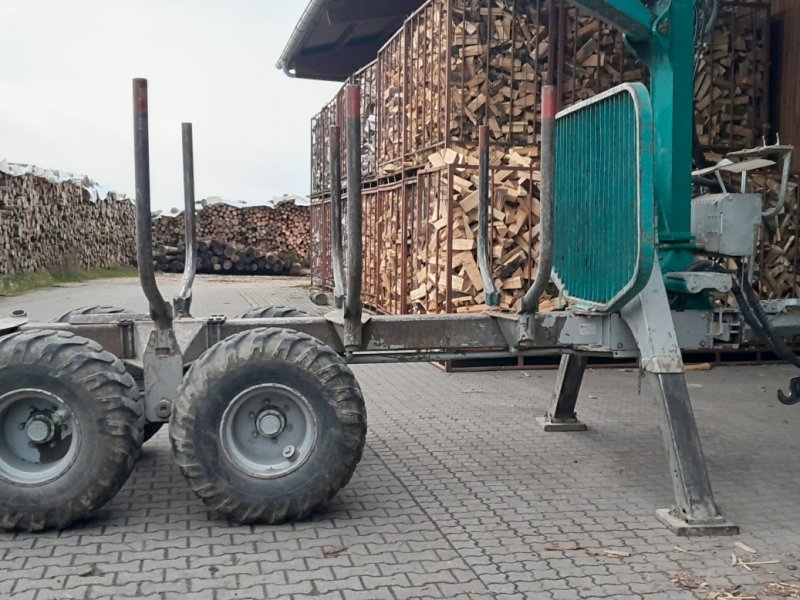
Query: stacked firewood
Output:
[[153, 200, 310, 263], [309, 199, 333, 288], [0, 171, 135, 276], [311, 62, 379, 194], [694, 1, 770, 151], [377, 32, 406, 177], [752, 174, 800, 299], [154, 240, 302, 276], [401, 0, 553, 169], [558, 9, 644, 107], [339, 62, 378, 184], [409, 149, 544, 313]]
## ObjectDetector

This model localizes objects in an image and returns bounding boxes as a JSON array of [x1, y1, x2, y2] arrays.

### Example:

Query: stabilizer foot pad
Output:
[[655, 508, 739, 537], [536, 416, 588, 432]]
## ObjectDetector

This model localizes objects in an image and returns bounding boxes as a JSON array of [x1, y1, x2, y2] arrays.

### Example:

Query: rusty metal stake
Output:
[[521, 85, 556, 314], [344, 85, 363, 349], [133, 78, 172, 331]]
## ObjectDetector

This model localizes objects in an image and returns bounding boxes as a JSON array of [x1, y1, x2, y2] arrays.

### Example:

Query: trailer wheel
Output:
[[170, 327, 366, 524], [238, 306, 309, 319], [56, 305, 132, 323], [0, 330, 143, 531]]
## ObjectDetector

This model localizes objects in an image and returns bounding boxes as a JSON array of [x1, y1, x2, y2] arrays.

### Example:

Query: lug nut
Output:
[[282, 445, 296, 459]]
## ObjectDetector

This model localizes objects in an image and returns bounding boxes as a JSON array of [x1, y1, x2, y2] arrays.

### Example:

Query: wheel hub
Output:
[[220, 383, 317, 479], [0, 389, 79, 484], [25, 414, 56, 444], [256, 409, 285, 437]]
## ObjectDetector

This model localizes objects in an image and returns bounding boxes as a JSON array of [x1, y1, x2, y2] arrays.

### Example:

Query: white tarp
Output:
[[0, 159, 129, 204]]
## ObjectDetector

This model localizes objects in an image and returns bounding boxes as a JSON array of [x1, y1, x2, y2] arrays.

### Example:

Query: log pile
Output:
[[753, 174, 800, 300], [694, 1, 770, 151], [154, 240, 303, 276], [404, 0, 553, 169], [377, 31, 406, 177], [153, 200, 310, 263], [558, 9, 644, 107], [309, 199, 332, 288], [409, 151, 545, 313], [311, 62, 379, 195], [0, 170, 135, 276]]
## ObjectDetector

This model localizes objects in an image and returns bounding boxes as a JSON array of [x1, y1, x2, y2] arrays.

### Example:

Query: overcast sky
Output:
[[0, 1, 341, 211]]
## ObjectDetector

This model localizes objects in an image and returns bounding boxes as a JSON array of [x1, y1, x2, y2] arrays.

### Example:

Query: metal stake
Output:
[[521, 85, 556, 314], [175, 122, 197, 317], [133, 78, 172, 331], [344, 85, 363, 349], [478, 126, 500, 307], [330, 125, 346, 308]]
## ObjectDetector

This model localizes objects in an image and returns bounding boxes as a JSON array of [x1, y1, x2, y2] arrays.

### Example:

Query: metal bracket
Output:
[[143, 328, 184, 423], [0, 311, 28, 336], [664, 272, 732, 295]]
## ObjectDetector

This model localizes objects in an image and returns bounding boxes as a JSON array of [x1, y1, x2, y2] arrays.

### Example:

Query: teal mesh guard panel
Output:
[[552, 83, 655, 313]]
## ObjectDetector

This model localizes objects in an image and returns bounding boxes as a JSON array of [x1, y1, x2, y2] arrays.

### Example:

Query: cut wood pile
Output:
[[154, 241, 303, 276], [694, 1, 770, 151], [0, 168, 135, 276], [752, 174, 800, 299], [409, 155, 544, 313], [153, 200, 310, 275], [311, 62, 378, 196], [310, 199, 333, 288], [310, 0, 783, 313]]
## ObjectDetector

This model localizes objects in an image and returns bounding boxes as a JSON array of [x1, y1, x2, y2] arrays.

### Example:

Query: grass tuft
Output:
[[0, 267, 137, 296]]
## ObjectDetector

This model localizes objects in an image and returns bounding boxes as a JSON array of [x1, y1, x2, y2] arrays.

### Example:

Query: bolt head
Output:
[[157, 399, 172, 418], [282, 445, 296, 459]]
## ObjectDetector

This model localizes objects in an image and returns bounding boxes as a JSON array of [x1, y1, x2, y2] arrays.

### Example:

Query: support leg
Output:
[[621, 263, 738, 536], [537, 354, 588, 431]]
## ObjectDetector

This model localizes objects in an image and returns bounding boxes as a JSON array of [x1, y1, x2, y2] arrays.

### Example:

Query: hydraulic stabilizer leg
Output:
[[621, 263, 738, 536], [537, 354, 588, 432]]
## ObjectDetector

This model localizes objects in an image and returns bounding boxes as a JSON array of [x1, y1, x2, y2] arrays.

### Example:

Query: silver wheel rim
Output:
[[0, 389, 80, 485], [220, 383, 317, 479]]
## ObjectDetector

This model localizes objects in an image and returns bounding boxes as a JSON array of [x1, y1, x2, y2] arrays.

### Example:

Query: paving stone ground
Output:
[[1, 275, 799, 600]]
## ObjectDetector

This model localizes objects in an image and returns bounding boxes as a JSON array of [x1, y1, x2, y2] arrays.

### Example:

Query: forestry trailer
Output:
[[0, 0, 796, 536]]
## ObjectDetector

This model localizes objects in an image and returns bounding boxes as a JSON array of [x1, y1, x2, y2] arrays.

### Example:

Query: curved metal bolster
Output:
[[477, 126, 500, 307], [175, 122, 197, 317], [520, 85, 556, 314], [133, 78, 173, 331]]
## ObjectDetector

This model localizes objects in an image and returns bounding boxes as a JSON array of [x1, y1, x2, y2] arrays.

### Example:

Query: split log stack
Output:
[[311, 62, 379, 196], [694, 1, 770, 151], [0, 171, 135, 276], [310, 0, 783, 313], [153, 200, 310, 275], [751, 174, 800, 299]]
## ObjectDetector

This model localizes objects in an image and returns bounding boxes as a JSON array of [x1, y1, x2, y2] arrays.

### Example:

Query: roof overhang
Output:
[[277, 0, 425, 81]]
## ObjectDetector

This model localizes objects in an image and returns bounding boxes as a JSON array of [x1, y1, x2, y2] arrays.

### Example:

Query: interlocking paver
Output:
[[1, 275, 799, 600]]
